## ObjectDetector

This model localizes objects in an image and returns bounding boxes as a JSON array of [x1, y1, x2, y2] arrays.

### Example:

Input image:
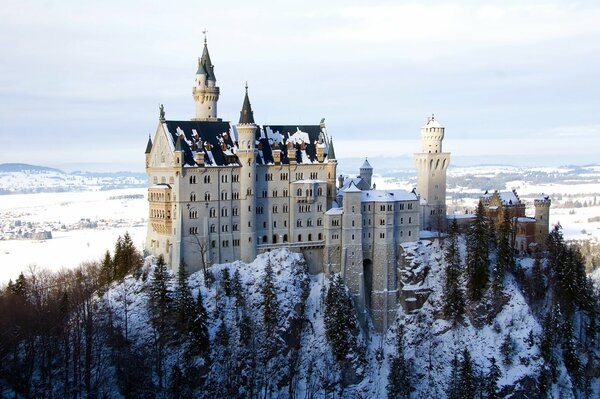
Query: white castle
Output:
[[144, 40, 451, 331]]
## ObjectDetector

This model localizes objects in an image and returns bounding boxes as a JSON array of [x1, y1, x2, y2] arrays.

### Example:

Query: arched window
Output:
[[272, 235, 278, 243], [262, 235, 268, 243], [308, 233, 312, 241], [283, 234, 288, 242], [190, 192, 197, 202], [297, 234, 302, 242]]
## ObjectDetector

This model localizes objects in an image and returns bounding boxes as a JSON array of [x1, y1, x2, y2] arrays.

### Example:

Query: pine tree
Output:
[[500, 333, 514, 366], [99, 250, 114, 287], [150, 254, 172, 319], [494, 208, 513, 293], [447, 353, 461, 399], [459, 349, 476, 399], [530, 249, 545, 303], [232, 269, 245, 309], [221, 267, 231, 296], [387, 324, 411, 399], [262, 258, 278, 336], [324, 274, 362, 363], [113, 235, 125, 279], [485, 357, 501, 399], [168, 364, 184, 399], [443, 218, 465, 324], [175, 261, 195, 332], [466, 201, 489, 301], [190, 289, 209, 356], [562, 317, 582, 388]]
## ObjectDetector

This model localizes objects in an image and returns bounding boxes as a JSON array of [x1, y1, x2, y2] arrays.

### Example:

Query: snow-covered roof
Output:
[[516, 217, 536, 223], [360, 158, 372, 169], [422, 117, 443, 129], [150, 184, 171, 190], [292, 179, 325, 184], [361, 189, 418, 202], [499, 191, 520, 205], [325, 208, 344, 216], [344, 182, 362, 193], [447, 214, 476, 220], [338, 176, 370, 193]]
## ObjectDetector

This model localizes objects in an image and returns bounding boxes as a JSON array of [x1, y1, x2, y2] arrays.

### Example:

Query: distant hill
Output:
[[0, 163, 64, 173]]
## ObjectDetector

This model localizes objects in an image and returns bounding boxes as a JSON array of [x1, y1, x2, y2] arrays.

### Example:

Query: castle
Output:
[[144, 40, 549, 331]]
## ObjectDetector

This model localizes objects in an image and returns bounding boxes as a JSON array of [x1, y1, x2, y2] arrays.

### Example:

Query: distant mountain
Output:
[[0, 163, 64, 173]]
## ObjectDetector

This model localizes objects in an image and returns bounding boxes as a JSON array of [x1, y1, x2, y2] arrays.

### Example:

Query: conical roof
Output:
[[327, 139, 336, 160], [175, 136, 183, 152], [239, 86, 255, 124], [361, 158, 372, 169], [145, 136, 152, 154], [199, 41, 216, 81]]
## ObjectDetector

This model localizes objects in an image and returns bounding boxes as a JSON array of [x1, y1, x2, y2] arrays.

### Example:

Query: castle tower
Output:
[[534, 195, 551, 247], [360, 158, 373, 189], [237, 85, 258, 263], [144, 135, 152, 169], [415, 115, 450, 231], [326, 138, 338, 208], [192, 37, 220, 121], [341, 183, 366, 319]]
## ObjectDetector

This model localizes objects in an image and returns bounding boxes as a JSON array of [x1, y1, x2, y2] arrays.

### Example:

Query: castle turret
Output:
[[192, 37, 220, 121], [341, 182, 366, 320], [326, 137, 338, 208], [360, 158, 373, 189], [144, 135, 152, 169], [534, 195, 551, 247], [237, 85, 257, 263], [414, 115, 450, 231]]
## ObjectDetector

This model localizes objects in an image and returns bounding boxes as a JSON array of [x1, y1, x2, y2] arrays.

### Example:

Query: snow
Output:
[[361, 189, 418, 202]]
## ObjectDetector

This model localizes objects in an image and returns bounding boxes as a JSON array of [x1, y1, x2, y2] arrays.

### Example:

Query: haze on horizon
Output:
[[1, 0, 599, 172]]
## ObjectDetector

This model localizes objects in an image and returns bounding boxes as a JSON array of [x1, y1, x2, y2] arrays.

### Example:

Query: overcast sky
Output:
[[1, 0, 599, 171]]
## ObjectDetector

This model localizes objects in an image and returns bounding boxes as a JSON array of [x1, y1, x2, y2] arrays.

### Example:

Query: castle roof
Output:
[[145, 136, 152, 154], [239, 86, 255, 124], [344, 181, 362, 193], [422, 115, 443, 129], [360, 158, 372, 169], [338, 176, 370, 193], [162, 120, 332, 167], [198, 41, 216, 81], [361, 189, 418, 202], [327, 139, 336, 160]]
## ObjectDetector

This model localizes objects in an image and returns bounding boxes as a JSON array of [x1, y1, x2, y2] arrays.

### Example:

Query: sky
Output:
[[1, 0, 599, 172]]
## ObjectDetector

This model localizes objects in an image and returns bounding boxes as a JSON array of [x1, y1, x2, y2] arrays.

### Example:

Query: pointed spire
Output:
[[327, 139, 336, 160], [239, 83, 255, 124], [199, 37, 216, 81], [175, 136, 183, 152], [145, 135, 152, 154]]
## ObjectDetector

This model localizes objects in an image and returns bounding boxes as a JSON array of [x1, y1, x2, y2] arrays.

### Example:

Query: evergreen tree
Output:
[[113, 235, 125, 279], [387, 324, 411, 399], [175, 261, 195, 332], [99, 250, 114, 287], [262, 258, 279, 336], [168, 364, 185, 399], [151, 254, 172, 318], [232, 269, 245, 309], [221, 268, 231, 296], [500, 333, 514, 366], [447, 353, 461, 399], [190, 289, 209, 356], [466, 201, 489, 301], [324, 274, 362, 363], [494, 208, 513, 292], [458, 348, 476, 399], [485, 357, 501, 399], [443, 218, 465, 324], [562, 317, 582, 388], [530, 249, 546, 303]]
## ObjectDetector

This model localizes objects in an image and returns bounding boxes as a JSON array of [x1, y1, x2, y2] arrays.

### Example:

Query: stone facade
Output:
[[144, 41, 443, 332]]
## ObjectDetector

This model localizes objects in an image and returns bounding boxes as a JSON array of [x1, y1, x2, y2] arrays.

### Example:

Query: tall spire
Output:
[[327, 139, 336, 160], [199, 37, 216, 81], [239, 83, 255, 124], [145, 135, 152, 154]]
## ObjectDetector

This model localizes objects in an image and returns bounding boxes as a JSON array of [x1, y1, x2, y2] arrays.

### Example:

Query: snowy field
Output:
[[0, 188, 147, 284]]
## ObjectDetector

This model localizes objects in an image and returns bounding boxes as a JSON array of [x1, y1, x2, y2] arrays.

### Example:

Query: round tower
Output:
[[414, 115, 450, 231], [359, 158, 373, 189], [534, 195, 551, 247], [237, 85, 257, 263], [192, 37, 220, 121]]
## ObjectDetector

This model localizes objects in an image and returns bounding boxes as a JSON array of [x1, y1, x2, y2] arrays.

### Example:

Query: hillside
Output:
[[1, 229, 599, 398]]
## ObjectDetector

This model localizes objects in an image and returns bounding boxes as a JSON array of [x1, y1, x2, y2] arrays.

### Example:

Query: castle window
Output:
[[222, 175, 228, 183], [380, 205, 385, 211], [283, 234, 288, 242], [233, 207, 238, 216], [262, 190, 268, 198], [317, 218, 322, 227], [408, 203, 413, 210], [232, 192, 239, 200], [262, 235, 268, 243], [221, 225, 228, 232], [399, 204, 404, 210], [408, 217, 412, 223], [273, 221, 277, 228], [189, 226, 198, 235], [161, 177, 166, 184], [284, 220, 287, 227], [308, 233, 312, 241], [222, 240, 229, 247], [263, 222, 267, 228], [249, 237, 252, 242], [400, 231, 403, 237], [272, 190, 278, 197], [408, 230, 412, 237], [297, 219, 302, 227], [351, 234, 354, 240], [318, 204, 323, 212], [204, 192, 211, 201], [233, 224, 238, 231], [221, 191, 228, 200], [211, 240, 216, 248], [283, 189, 288, 197], [318, 233, 322, 240], [273, 205, 278, 213], [297, 188, 302, 196], [210, 208, 216, 218], [190, 175, 197, 184], [210, 224, 216, 233], [298, 234, 302, 242], [283, 205, 289, 213], [189, 209, 198, 219], [204, 176, 211, 184], [190, 193, 197, 202], [308, 219, 313, 227], [380, 219, 385, 225], [232, 174, 239, 183], [273, 235, 278, 243], [233, 239, 240, 246], [380, 232, 385, 238], [352, 220, 355, 227]]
